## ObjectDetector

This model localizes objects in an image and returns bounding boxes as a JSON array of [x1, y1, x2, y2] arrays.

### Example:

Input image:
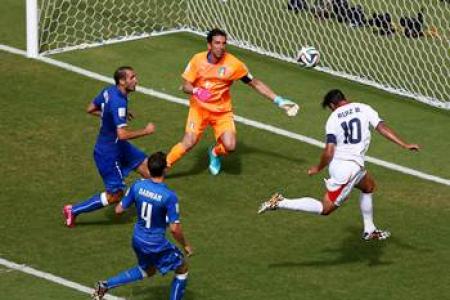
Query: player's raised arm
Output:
[[247, 78, 299, 117], [376, 122, 420, 151]]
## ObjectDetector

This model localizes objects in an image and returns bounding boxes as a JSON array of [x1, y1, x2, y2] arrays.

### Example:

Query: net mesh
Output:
[[39, 0, 187, 53], [38, 0, 450, 108]]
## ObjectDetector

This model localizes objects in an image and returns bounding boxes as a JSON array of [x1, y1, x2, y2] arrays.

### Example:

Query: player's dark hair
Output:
[[322, 89, 346, 108], [114, 66, 133, 85], [207, 28, 227, 43], [147, 151, 167, 177]]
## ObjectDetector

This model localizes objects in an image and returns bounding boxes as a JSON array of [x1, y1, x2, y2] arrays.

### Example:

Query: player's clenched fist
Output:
[[145, 122, 156, 135]]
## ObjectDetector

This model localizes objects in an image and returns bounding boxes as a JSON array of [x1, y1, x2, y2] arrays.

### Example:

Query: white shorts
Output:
[[324, 159, 366, 206]]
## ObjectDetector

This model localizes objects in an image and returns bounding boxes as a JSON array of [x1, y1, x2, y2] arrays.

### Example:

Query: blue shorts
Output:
[[94, 141, 146, 193], [133, 241, 184, 275]]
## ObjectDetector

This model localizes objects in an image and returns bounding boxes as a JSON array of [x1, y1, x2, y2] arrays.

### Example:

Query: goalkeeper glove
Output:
[[193, 87, 212, 102], [273, 96, 299, 117]]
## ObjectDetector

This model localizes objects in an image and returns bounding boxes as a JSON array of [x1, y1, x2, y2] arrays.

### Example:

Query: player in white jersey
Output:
[[258, 89, 420, 240]]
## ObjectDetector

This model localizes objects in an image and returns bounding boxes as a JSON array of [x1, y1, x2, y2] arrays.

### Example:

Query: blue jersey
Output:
[[121, 179, 180, 253], [92, 85, 128, 155]]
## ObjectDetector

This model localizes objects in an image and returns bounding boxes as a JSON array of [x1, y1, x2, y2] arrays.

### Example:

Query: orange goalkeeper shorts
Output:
[[185, 105, 236, 140]]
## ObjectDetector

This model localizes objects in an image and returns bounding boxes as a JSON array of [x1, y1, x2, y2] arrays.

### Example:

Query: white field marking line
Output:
[[0, 258, 125, 300], [1, 44, 449, 187]]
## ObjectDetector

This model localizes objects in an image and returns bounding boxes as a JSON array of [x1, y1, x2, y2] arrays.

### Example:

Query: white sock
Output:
[[359, 193, 376, 233], [278, 197, 323, 215], [100, 192, 109, 207]]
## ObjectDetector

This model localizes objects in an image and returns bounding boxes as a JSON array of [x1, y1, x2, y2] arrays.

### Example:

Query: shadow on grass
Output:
[[128, 284, 195, 300], [167, 141, 305, 179], [268, 226, 407, 268], [73, 206, 136, 226]]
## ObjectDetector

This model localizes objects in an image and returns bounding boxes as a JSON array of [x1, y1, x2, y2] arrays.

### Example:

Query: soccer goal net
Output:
[[30, 0, 449, 109]]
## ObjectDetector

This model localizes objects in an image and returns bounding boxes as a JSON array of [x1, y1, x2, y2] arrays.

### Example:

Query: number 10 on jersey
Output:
[[341, 118, 362, 144]]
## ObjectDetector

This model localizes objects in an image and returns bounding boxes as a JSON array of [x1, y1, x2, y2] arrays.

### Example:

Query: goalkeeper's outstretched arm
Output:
[[246, 78, 277, 101], [247, 78, 299, 117]]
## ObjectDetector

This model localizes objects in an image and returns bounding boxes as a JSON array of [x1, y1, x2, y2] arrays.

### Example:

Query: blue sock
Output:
[[106, 266, 145, 289], [72, 193, 104, 216], [170, 274, 188, 300]]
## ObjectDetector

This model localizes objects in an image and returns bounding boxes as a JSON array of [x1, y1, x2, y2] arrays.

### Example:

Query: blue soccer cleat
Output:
[[208, 146, 222, 175]]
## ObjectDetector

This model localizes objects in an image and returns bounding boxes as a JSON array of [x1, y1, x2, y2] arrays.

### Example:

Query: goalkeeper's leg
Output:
[[209, 114, 236, 175], [167, 107, 207, 167], [209, 133, 235, 175], [167, 134, 197, 168]]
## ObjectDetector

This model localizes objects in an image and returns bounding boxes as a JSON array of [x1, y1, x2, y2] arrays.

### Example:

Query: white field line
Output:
[[0, 258, 125, 300], [1, 44, 449, 187]]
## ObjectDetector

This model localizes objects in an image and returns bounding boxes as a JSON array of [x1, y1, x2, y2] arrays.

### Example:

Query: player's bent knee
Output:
[[361, 182, 376, 193], [182, 136, 198, 150], [175, 261, 189, 274], [321, 208, 333, 216], [144, 266, 157, 277], [224, 143, 236, 152], [321, 201, 337, 216], [107, 190, 124, 204]]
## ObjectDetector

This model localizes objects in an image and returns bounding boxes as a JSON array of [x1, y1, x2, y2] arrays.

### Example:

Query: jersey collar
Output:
[[113, 85, 128, 100], [206, 51, 225, 64]]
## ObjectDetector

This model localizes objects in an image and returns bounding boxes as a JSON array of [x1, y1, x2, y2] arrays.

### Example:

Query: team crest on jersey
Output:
[[218, 67, 226, 77]]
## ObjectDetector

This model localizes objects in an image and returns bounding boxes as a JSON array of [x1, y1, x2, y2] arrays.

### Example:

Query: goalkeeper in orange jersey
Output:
[[167, 28, 299, 175]]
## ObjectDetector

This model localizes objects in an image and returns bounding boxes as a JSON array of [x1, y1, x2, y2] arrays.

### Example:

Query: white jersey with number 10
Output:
[[325, 102, 382, 167]]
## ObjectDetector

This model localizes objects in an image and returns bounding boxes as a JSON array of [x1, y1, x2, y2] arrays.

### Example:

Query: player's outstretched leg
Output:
[[258, 193, 325, 215], [63, 193, 107, 228], [362, 229, 391, 241], [208, 146, 222, 175], [92, 281, 108, 300], [92, 266, 146, 299], [258, 193, 284, 214]]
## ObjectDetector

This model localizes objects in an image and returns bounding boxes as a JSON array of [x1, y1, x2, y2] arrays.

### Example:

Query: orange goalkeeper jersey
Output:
[[182, 51, 250, 113]]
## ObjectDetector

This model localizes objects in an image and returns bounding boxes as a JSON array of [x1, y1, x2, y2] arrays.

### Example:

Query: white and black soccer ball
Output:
[[296, 46, 320, 68]]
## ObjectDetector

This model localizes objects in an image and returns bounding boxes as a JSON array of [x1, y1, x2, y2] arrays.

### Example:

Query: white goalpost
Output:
[[27, 0, 449, 109]]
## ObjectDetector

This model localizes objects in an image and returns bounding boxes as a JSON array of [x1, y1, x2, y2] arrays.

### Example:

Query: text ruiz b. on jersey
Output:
[[139, 188, 163, 201], [337, 106, 361, 119]]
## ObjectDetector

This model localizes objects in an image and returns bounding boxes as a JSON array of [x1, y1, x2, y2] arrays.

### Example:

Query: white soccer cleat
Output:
[[258, 193, 283, 214], [92, 281, 108, 300], [362, 229, 391, 241]]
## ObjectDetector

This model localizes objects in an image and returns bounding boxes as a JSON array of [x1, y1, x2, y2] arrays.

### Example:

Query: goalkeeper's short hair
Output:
[[207, 28, 227, 43]]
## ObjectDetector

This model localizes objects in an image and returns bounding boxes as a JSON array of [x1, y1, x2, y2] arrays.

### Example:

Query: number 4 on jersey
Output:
[[141, 202, 153, 228]]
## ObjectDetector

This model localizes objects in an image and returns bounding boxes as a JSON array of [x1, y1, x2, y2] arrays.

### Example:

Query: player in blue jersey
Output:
[[63, 66, 155, 227], [92, 151, 193, 300]]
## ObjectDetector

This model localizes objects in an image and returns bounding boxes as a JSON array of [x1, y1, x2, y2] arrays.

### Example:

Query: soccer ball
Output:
[[296, 46, 320, 68]]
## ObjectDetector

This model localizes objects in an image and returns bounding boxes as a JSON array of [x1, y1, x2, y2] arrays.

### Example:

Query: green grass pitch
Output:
[[1, 1, 449, 299]]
